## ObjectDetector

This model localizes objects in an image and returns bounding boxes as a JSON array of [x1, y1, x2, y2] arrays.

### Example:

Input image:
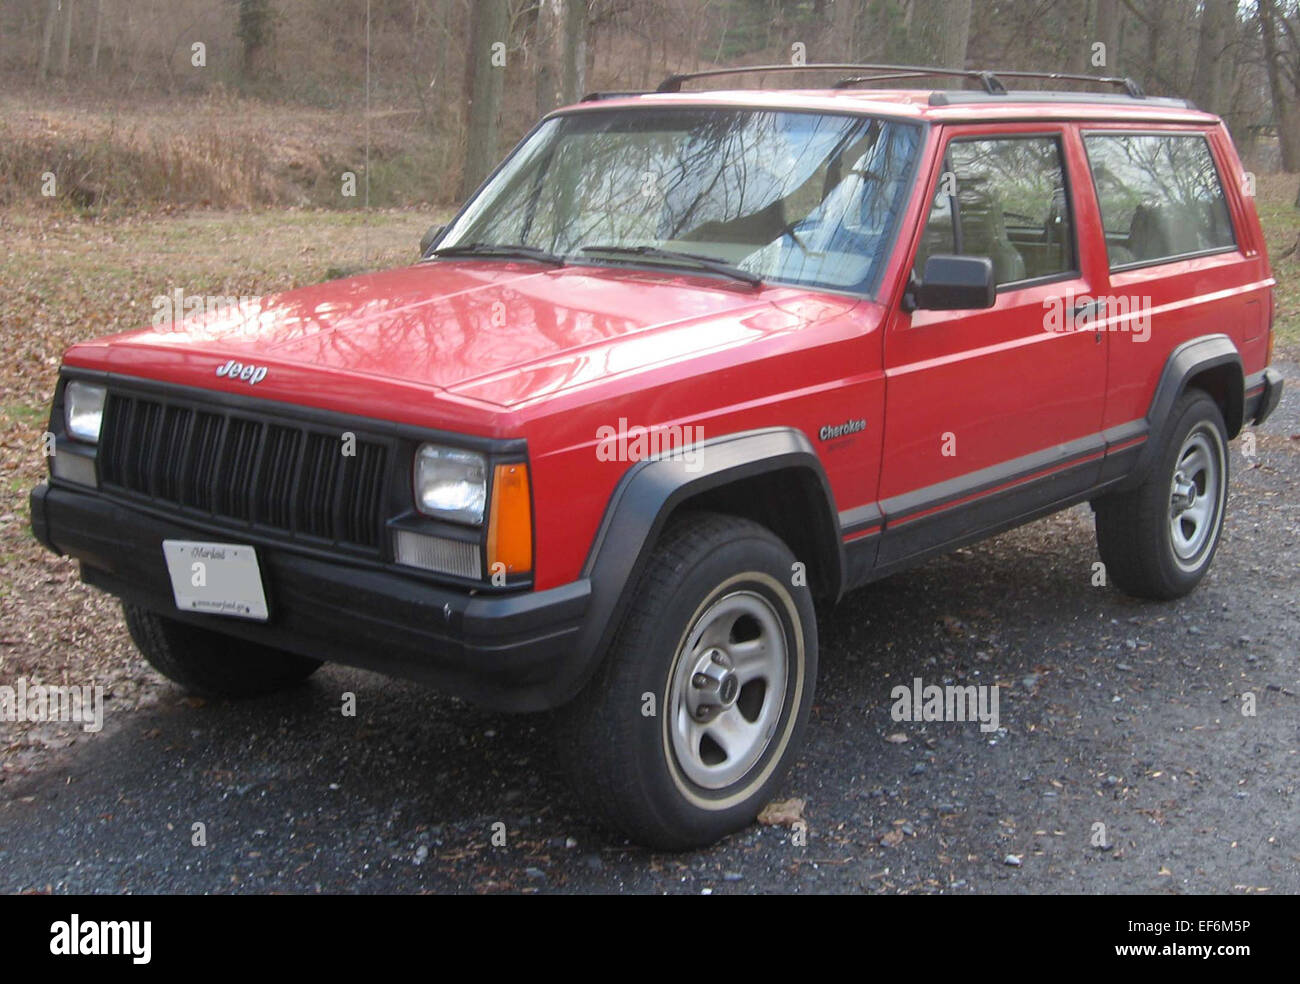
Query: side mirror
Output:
[[908, 255, 996, 311], [419, 224, 445, 256]]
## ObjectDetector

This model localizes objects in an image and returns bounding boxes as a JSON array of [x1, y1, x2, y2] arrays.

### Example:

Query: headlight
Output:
[[64, 381, 107, 443], [414, 444, 486, 524]]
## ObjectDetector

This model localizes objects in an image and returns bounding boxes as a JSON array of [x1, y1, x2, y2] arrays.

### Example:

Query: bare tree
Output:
[[1259, 0, 1300, 171], [536, 0, 561, 115], [913, 0, 972, 77], [833, 0, 860, 61], [90, 0, 105, 74], [1063, 0, 1091, 74], [561, 0, 587, 104], [58, 0, 75, 76], [237, 0, 275, 80], [461, 0, 510, 199], [1191, 0, 1237, 115], [1095, 0, 1125, 74], [37, 0, 59, 82]]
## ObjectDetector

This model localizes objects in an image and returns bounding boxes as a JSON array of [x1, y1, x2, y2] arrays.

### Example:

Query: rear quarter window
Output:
[[1083, 132, 1236, 270]]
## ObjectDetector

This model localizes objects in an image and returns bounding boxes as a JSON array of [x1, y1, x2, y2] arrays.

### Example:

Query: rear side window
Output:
[[1083, 133, 1236, 270], [913, 135, 1075, 289]]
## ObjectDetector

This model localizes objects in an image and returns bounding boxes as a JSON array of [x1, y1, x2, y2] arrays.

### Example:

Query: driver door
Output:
[[877, 124, 1107, 567]]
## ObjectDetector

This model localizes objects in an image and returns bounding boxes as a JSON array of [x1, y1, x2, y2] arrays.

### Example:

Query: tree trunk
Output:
[[460, 0, 509, 200], [536, 0, 560, 116], [560, 0, 587, 105], [1065, 0, 1091, 75], [912, 0, 971, 79], [1191, 0, 1235, 115], [237, 0, 274, 80], [1095, 0, 1123, 73], [1259, 0, 1300, 172], [37, 0, 59, 81], [434, 0, 451, 101], [58, 0, 75, 76], [90, 0, 104, 74], [833, 0, 859, 61], [1145, 0, 1163, 88]]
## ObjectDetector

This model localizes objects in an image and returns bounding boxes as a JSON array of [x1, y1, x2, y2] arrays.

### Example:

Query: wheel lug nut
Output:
[[692, 673, 710, 689], [696, 704, 716, 719], [710, 651, 733, 669]]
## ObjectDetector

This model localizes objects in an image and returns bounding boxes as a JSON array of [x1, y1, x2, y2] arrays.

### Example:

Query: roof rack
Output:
[[653, 63, 1147, 99]]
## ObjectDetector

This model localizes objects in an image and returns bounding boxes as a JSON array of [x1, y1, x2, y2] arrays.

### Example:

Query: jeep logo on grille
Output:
[[215, 360, 268, 385]]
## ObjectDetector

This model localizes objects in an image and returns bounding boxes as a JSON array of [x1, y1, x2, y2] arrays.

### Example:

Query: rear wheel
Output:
[[124, 603, 322, 698], [558, 512, 817, 850], [1095, 390, 1229, 600]]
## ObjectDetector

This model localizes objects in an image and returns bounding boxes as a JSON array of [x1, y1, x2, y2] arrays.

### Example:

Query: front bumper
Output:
[[30, 482, 592, 711]]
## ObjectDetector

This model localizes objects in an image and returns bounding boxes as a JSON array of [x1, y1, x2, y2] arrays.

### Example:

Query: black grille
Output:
[[99, 393, 389, 551]]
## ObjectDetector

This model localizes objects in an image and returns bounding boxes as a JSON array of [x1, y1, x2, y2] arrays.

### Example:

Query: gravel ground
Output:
[[0, 363, 1296, 895]]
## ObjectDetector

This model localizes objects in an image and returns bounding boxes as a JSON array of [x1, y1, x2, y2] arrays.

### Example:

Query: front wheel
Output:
[[558, 512, 817, 850], [1095, 389, 1229, 600]]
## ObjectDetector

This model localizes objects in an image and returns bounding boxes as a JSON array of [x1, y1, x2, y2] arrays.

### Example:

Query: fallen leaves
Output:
[[757, 797, 805, 827]]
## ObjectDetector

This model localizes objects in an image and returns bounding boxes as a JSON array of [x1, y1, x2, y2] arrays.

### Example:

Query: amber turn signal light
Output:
[[487, 463, 532, 577]]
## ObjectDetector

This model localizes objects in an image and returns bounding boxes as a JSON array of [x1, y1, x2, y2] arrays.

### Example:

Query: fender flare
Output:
[[561, 427, 842, 699], [1123, 334, 1243, 489]]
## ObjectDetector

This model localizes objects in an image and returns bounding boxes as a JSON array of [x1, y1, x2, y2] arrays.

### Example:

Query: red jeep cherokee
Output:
[[31, 65, 1284, 848]]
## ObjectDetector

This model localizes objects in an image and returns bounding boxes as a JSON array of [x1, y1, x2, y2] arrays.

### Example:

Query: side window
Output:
[[913, 136, 1075, 288], [1083, 133, 1235, 269]]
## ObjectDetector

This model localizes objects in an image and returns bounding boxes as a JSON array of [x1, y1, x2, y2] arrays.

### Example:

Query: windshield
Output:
[[439, 107, 921, 293]]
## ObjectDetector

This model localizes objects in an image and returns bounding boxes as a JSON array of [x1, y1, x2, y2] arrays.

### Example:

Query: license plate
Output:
[[162, 540, 269, 621]]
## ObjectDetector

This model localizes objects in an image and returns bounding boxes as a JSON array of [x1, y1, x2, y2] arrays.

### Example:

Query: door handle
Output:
[[1072, 298, 1106, 343]]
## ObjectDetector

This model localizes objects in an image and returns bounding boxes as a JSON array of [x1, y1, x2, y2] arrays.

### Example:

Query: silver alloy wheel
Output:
[[1168, 427, 1223, 569], [667, 589, 789, 790]]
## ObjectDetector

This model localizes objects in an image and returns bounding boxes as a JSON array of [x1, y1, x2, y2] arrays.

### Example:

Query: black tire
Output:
[[1095, 389, 1229, 600], [557, 512, 818, 850], [123, 603, 322, 698]]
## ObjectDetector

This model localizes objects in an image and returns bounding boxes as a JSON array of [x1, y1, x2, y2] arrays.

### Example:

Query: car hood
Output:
[[66, 259, 856, 420]]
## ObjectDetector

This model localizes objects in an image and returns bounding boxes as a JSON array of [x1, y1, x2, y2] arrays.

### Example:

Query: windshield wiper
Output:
[[428, 242, 565, 266], [579, 244, 762, 287]]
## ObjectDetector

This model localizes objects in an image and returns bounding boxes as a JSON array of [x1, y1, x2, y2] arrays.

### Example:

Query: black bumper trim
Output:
[[1245, 368, 1284, 426], [30, 482, 592, 712]]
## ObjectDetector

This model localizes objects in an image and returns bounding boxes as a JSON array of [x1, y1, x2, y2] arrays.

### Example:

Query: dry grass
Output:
[[0, 88, 458, 211], [1256, 173, 1300, 350]]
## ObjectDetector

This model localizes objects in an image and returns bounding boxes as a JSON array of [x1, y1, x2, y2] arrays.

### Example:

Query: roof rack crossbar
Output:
[[831, 69, 1005, 92], [991, 69, 1145, 98], [655, 63, 1146, 99], [656, 63, 1007, 94]]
